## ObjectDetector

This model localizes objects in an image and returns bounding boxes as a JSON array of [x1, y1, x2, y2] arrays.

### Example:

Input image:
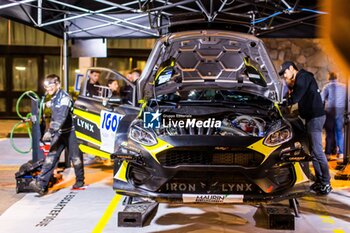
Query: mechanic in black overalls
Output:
[[29, 74, 85, 195]]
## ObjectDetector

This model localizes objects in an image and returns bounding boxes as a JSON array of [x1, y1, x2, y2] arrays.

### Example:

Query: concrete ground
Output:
[[1, 114, 350, 233], [0, 138, 29, 215], [1, 138, 350, 232]]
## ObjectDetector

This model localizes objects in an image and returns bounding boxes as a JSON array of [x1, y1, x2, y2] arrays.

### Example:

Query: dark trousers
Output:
[[38, 129, 84, 188], [307, 115, 331, 185], [324, 110, 336, 155], [324, 108, 345, 154]]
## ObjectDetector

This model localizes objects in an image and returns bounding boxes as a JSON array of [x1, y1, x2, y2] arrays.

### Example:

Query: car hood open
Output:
[[138, 30, 283, 102]]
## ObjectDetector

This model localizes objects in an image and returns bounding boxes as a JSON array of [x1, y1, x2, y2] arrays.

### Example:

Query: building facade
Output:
[[0, 18, 154, 117]]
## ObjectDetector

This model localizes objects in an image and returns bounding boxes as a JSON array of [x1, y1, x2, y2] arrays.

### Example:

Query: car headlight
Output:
[[264, 126, 292, 146], [129, 122, 157, 146]]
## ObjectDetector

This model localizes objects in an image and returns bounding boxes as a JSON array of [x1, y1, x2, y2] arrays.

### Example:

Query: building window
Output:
[[0, 98, 5, 112], [97, 58, 130, 76], [12, 57, 38, 91], [12, 98, 31, 113], [44, 56, 60, 78], [136, 60, 146, 71], [44, 56, 79, 89], [0, 57, 5, 91], [69, 58, 79, 89]]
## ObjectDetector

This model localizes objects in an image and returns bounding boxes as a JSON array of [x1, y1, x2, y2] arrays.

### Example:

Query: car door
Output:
[[73, 67, 139, 158]]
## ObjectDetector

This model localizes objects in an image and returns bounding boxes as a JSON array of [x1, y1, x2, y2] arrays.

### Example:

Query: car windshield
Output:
[[157, 89, 272, 106]]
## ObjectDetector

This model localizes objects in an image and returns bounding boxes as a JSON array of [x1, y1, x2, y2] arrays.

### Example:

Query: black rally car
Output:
[[74, 30, 312, 204]]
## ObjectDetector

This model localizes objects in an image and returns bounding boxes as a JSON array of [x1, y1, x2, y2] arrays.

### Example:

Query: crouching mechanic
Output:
[[29, 74, 85, 195]]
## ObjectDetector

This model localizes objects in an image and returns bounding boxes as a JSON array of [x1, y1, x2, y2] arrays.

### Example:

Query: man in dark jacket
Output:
[[86, 70, 101, 97], [279, 61, 332, 195], [29, 74, 85, 195]]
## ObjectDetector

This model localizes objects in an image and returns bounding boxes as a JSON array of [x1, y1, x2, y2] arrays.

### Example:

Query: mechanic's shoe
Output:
[[29, 180, 47, 196], [72, 181, 85, 189], [94, 156, 103, 163], [326, 154, 337, 161], [317, 184, 332, 195], [310, 182, 322, 192], [338, 154, 344, 160]]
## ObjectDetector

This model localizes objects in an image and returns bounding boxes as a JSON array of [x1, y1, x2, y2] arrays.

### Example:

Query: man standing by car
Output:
[[121, 68, 141, 103], [86, 70, 101, 97], [127, 68, 141, 83], [279, 61, 332, 195], [29, 74, 85, 195], [321, 72, 346, 160]]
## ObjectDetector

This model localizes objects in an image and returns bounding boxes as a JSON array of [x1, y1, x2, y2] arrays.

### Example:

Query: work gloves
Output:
[[42, 131, 52, 142], [42, 121, 61, 142]]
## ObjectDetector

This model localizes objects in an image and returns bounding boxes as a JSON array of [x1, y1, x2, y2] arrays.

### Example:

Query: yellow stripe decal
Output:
[[92, 194, 122, 233], [274, 102, 283, 117], [320, 215, 335, 224], [114, 161, 129, 182], [333, 229, 345, 233], [294, 162, 309, 184], [247, 138, 280, 162], [142, 138, 173, 163], [73, 109, 100, 127], [76, 131, 101, 146], [137, 99, 148, 118], [79, 144, 110, 159]]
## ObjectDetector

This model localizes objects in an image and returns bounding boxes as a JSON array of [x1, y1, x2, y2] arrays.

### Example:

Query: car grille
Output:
[[156, 148, 264, 167]]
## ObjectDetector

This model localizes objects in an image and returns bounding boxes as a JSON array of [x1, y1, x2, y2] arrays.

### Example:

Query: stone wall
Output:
[[262, 38, 345, 88]]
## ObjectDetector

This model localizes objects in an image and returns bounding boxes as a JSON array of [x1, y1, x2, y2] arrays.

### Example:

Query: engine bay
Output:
[[152, 105, 283, 137]]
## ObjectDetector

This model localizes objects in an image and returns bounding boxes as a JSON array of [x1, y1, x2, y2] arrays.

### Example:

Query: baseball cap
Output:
[[278, 61, 296, 76]]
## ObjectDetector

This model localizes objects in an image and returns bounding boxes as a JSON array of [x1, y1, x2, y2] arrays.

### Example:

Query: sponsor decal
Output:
[[165, 182, 253, 192], [77, 118, 95, 133], [165, 183, 196, 192], [221, 183, 253, 192], [101, 111, 124, 132], [36, 191, 78, 227], [143, 111, 221, 129], [215, 147, 231, 150], [100, 110, 124, 153], [286, 156, 306, 161], [183, 194, 244, 203]]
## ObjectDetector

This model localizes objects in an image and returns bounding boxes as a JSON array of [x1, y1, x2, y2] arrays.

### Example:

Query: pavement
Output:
[[0, 149, 350, 233], [1, 124, 350, 232], [0, 138, 31, 215], [0, 120, 27, 138]]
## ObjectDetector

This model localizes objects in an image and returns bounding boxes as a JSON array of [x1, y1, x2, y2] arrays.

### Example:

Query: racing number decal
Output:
[[100, 110, 124, 153]]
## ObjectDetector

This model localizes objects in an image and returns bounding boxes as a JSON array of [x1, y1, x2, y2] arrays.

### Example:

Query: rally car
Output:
[[74, 30, 312, 204]]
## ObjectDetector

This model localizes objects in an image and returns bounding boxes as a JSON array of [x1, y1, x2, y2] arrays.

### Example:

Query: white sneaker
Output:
[[338, 154, 344, 160]]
